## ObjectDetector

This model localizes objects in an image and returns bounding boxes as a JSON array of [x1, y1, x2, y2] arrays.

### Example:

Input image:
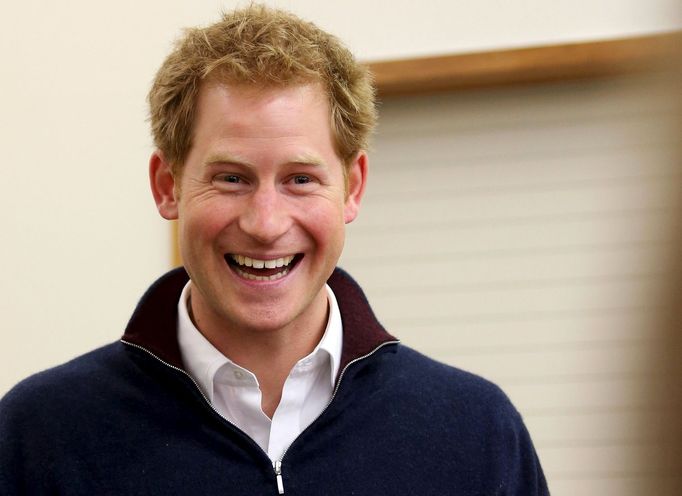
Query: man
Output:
[[0, 5, 548, 495]]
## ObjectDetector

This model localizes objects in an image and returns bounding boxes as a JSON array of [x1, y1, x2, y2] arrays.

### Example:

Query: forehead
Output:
[[187, 81, 340, 165], [195, 81, 329, 129], [199, 78, 328, 112]]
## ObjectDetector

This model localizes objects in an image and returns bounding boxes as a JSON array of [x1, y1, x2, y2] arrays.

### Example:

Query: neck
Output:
[[188, 288, 330, 417]]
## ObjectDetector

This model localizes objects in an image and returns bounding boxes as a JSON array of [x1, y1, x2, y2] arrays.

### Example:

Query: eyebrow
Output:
[[204, 152, 326, 168], [204, 153, 254, 168], [289, 153, 325, 168]]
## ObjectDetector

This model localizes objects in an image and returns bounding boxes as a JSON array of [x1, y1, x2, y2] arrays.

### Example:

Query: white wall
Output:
[[1, 0, 680, 394]]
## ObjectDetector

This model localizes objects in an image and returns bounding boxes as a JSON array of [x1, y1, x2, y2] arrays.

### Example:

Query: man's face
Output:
[[151, 82, 366, 338]]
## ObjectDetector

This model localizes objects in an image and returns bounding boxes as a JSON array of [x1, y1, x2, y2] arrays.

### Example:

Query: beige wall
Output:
[[1, 0, 680, 400]]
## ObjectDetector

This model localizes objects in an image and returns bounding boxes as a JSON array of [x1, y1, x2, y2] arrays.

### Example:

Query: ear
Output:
[[149, 150, 179, 220], [343, 151, 368, 224]]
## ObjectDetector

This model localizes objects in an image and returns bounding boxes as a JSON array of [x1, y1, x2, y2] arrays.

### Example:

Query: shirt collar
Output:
[[176, 282, 343, 401], [176, 282, 226, 402], [320, 284, 342, 386]]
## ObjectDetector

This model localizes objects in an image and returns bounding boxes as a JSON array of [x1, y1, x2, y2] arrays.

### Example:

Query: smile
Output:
[[226, 254, 302, 281]]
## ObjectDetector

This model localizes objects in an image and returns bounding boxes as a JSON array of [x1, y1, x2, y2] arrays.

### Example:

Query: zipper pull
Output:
[[274, 460, 285, 494]]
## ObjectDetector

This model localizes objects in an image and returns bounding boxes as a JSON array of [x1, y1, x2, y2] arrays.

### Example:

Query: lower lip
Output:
[[233, 265, 291, 282]]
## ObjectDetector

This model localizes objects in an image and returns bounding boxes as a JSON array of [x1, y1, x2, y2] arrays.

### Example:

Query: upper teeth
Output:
[[231, 254, 295, 269]]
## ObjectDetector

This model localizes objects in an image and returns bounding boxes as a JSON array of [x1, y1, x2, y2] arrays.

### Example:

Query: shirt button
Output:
[[233, 370, 245, 380]]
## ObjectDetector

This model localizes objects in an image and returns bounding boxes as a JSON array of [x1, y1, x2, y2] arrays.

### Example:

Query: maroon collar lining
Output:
[[121, 267, 397, 377]]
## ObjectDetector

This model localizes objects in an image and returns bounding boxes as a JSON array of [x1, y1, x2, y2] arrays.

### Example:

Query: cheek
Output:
[[306, 203, 346, 248], [179, 202, 235, 242]]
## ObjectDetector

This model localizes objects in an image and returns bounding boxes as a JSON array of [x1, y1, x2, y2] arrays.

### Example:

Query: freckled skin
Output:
[[150, 82, 367, 359]]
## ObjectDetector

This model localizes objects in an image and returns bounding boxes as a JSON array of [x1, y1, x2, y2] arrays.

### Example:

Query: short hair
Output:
[[148, 4, 377, 176]]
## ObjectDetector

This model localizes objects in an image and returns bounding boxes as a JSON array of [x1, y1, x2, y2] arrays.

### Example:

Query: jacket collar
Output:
[[121, 267, 397, 377]]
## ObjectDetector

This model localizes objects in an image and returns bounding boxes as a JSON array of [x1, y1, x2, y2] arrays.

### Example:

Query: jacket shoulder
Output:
[[391, 344, 515, 410], [0, 343, 133, 492], [387, 344, 548, 493], [0, 342, 127, 413]]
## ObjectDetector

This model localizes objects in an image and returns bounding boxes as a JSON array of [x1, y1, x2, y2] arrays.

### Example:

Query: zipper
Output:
[[121, 340, 231, 420], [121, 338, 399, 495], [274, 460, 284, 494], [271, 339, 400, 494], [119, 340, 272, 455]]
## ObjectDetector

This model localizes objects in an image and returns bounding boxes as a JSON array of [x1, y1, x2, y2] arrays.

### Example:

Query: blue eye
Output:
[[293, 175, 311, 184]]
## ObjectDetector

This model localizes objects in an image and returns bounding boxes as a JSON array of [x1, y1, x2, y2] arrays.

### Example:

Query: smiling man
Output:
[[0, 5, 548, 495], [150, 81, 364, 436]]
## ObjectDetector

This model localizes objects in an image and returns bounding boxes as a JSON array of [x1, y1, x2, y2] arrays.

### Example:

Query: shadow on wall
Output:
[[646, 46, 682, 496]]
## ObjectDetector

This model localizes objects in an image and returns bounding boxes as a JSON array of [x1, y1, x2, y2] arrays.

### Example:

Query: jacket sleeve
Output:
[[505, 409, 549, 495], [489, 393, 549, 495], [1, 385, 30, 494], [0, 380, 52, 495]]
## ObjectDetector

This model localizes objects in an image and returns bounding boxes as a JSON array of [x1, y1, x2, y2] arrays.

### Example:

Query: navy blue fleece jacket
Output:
[[0, 268, 548, 495]]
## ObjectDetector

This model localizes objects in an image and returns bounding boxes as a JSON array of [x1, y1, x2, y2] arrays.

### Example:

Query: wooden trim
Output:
[[368, 32, 681, 97]]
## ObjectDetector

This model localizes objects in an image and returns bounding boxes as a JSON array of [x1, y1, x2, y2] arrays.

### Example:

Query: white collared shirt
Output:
[[176, 282, 342, 462]]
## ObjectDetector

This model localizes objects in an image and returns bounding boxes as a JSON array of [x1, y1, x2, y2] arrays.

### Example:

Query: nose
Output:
[[238, 185, 291, 244]]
